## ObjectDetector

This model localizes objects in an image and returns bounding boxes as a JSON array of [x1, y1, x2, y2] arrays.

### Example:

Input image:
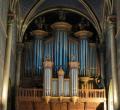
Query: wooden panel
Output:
[[69, 102, 84, 110], [17, 101, 104, 110]]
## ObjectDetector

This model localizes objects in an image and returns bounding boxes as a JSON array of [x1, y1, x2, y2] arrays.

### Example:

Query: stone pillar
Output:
[[2, 12, 15, 110], [100, 45, 105, 79], [16, 43, 24, 87], [107, 15, 120, 110]]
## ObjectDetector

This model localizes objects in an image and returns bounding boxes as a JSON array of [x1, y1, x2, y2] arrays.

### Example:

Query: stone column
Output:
[[2, 12, 15, 110], [16, 43, 24, 87], [107, 15, 120, 110]]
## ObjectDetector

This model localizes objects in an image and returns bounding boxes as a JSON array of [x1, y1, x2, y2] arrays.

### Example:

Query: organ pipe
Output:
[[31, 30, 48, 76], [43, 59, 53, 103], [69, 61, 79, 104], [57, 67, 64, 98], [51, 22, 72, 73], [44, 38, 54, 61], [74, 30, 93, 77], [68, 39, 79, 62], [89, 43, 97, 76]]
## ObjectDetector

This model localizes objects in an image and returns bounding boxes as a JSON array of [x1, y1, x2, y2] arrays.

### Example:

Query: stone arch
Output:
[[18, 0, 102, 43]]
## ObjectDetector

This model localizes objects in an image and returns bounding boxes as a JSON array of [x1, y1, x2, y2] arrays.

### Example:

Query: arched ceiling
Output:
[[18, 0, 105, 42]]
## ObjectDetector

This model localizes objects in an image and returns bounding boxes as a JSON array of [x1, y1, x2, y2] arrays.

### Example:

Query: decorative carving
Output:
[[31, 30, 48, 37], [58, 67, 64, 76], [71, 96, 78, 104], [74, 30, 93, 38], [44, 96, 51, 104], [107, 15, 116, 24], [16, 42, 24, 54], [43, 60, 53, 68], [69, 62, 80, 68], [51, 22, 72, 31]]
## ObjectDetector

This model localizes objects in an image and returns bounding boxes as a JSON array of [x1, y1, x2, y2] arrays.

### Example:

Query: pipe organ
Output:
[[20, 21, 104, 104]]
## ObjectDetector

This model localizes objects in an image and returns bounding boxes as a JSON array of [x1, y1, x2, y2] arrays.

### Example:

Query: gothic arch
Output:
[[19, 0, 102, 43]]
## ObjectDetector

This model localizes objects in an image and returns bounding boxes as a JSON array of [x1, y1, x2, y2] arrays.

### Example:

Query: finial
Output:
[[34, 17, 45, 29], [78, 18, 90, 30], [58, 67, 64, 76]]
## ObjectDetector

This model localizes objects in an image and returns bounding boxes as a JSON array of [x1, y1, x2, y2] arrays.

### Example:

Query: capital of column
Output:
[[31, 30, 48, 38], [43, 60, 53, 68], [17, 42, 24, 54], [74, 30, 93, 39], [69, 61, 80, 69], [7, 11, 15, 24], [58, 67, 64, 76], [51, 21, 72, 31], [89, 43, 96, 48], [107, 15, 116, 24]]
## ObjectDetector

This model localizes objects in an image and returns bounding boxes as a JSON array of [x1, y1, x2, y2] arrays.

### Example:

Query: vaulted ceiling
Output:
[[17, 0, 111, 42]]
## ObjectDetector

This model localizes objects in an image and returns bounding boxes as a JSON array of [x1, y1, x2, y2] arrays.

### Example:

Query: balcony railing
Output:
[[16, 88, 106, 102]]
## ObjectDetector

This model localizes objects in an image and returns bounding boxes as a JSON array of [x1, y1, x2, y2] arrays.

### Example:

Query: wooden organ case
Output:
[[16, 12, 106, 110]]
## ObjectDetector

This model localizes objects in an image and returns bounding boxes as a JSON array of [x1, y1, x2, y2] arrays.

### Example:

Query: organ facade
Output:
[[16, 11, 106, 110]]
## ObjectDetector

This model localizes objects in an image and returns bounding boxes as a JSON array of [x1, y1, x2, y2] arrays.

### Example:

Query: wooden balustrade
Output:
[[17, 88, 106, 102], [79, 89, 105, 98], [17, 88, 43, 101]]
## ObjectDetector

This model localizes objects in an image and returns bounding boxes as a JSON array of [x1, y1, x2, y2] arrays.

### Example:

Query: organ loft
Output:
[[1, 0, 120, 110]]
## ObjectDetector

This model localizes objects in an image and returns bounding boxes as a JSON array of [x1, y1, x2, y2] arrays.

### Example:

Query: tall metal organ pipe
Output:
[[74, 30, 93, 77], [68, 39, 79, 62], [89, 43, 97, 76], [43, 59, 53, 103], [51, 22, 72, 73], [31, 30, 48, 76], [69, 61, 79, 104], [44, 38, 54, 61]]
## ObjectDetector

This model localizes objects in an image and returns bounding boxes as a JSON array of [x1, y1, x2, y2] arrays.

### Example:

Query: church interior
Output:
[[0, 0, 120, 110]]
